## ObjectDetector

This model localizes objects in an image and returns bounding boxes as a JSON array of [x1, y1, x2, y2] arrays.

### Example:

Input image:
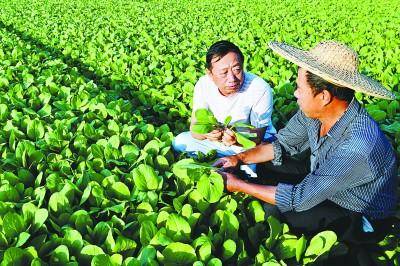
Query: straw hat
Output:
[[269, 41, 396, 100]]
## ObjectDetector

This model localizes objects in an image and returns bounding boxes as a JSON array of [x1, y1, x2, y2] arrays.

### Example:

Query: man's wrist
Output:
[[236, 153, 245, 165]]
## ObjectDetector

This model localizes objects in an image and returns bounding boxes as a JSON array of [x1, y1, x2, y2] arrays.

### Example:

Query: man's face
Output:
[[207, 52, 244, 96], [294, 68, 323, 118]]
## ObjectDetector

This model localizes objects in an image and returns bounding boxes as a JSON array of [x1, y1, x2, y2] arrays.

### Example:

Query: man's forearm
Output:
[[236, 180, 277, 205], [236, 142, 275, 164]]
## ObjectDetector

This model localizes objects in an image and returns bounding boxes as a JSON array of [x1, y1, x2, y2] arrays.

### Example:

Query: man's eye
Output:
[[232, 68, 242, 73]]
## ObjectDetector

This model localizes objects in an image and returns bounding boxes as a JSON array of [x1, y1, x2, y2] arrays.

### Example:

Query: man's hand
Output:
[[218, 170, 277, 205], [212, 155, 241, 170], [222, 128, 236, 146], [204, 129, 223, 141], [217, 171, 244, 192]]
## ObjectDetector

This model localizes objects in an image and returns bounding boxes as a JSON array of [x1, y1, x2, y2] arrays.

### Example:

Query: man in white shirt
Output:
[[173, 40, 276, 159]]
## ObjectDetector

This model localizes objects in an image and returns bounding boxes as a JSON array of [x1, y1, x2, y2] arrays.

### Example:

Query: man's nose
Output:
[[226, 69, 237, 82]]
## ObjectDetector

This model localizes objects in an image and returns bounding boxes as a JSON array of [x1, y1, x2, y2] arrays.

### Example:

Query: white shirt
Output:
[[192, 72, 276, 137]]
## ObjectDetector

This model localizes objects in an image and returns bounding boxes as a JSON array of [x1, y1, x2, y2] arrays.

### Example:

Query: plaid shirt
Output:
[[273, 99, 397, 220]]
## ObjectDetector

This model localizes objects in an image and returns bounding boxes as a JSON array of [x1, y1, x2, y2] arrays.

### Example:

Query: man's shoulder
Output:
[[352, 110, 381, 136], [345, 110, 397, 171], [193, 75, 217, 98], [346, 110, 391, 153], [242, 72, 272, 93], [196, 75, 213, 87]]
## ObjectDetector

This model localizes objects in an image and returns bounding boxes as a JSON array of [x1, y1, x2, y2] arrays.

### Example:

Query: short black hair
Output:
[[206, 40, 244, 70], [306, 71, 355, 103]]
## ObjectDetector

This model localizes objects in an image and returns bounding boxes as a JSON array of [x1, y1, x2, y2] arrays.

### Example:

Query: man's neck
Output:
[[318, 100, 350, 136], [218, 88, 234, 97]]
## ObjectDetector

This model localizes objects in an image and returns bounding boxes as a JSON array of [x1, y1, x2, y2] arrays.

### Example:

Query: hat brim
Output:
[[269, 41, 396, 100]]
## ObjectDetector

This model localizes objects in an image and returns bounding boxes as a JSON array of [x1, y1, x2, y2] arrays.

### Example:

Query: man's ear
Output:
[[321, 89, 333, 105], [206, 68, 212, 78]]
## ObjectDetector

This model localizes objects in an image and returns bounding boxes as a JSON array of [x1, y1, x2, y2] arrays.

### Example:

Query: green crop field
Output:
[[0, 0, 399, 265]]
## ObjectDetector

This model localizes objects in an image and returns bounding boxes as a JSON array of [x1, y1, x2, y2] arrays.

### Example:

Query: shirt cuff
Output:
[[276, 183, 294, 212], [271, 140, 282, 166]]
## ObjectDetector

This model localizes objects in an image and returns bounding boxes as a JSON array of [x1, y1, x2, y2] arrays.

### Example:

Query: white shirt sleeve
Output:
[[250, 83, 274, 128], [192, 79, 208, 111]]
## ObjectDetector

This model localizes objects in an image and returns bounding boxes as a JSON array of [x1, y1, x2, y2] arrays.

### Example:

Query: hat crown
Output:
[[310, 41, 359, 73], [268, 40, 396, 99]]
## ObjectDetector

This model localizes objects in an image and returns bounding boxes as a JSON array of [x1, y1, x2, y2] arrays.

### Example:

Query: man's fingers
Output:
[[212, 158, 234, 169], [213, 156, 239, 169], [215, 171, 241, 192], [222, 133, 236, 146], [212, 158, 225, 167], [211, 129, 222, 134], [221, 138, 232, 146], [207, 130, 222, 140], [224, 128, 235, 137], [210, 130, 222, 137], [216, 169, 225, 176], [222, 129, 236, 146], [208, 136, 219, 141]]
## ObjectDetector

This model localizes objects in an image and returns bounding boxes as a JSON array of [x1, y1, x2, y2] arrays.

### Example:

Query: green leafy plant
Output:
[[192, 108, 257, 148]]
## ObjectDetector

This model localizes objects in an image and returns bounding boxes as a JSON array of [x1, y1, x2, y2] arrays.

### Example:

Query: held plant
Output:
[[192, 109, 257, 149]]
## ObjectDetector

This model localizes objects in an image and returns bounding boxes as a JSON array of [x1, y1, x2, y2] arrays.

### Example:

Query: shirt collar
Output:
[[238, 72, 248, 93], [326, 98, 361, 139]]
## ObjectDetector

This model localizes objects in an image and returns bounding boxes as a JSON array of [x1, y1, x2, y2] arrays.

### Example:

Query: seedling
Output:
[[192, 109, 257, 148]]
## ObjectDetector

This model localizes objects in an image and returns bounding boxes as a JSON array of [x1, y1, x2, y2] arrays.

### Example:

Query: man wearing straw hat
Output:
[[214, 41, 398, 243]]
